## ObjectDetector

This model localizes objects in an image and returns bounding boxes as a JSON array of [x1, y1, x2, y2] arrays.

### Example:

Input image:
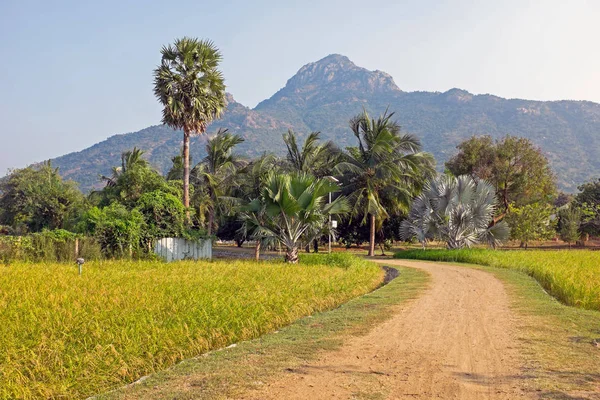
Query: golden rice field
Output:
[[395, 249, 600, 311], [0, 255, 383, 399]]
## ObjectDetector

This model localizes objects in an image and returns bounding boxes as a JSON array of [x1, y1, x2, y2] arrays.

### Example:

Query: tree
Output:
[[154, 37, 226, 221], [283, 130, 341, 251], [249, 172, 348, 263], [282, 130, 339, 177], [96, 149, 180, 209], [101, 147, 149, 188], [446, 135, 556, 215], [505, 203, 555, 248], [400, 175, 510, 249], [558, 207, 581, 248], [84, 203, 144, 258], [337, 109, 434, 256], [192, 129, 245, 235], [136, 190, 186, 242], [0, 162, 84, 233], [235, 154, 278, 260]]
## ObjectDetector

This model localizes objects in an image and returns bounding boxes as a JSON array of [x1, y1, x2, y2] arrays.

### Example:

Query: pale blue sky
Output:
[[1, 0, 599, 175]]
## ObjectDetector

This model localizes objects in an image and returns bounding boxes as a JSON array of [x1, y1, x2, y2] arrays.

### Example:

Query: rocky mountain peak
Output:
[[281, 54, 401, 94]]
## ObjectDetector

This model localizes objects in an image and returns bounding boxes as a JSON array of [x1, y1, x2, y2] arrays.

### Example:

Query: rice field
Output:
[[395, 249, 600, 311], [0, 255, 382, 399]]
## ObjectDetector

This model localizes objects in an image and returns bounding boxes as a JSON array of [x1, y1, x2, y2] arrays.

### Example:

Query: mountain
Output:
[[48, 54, 600, 192]]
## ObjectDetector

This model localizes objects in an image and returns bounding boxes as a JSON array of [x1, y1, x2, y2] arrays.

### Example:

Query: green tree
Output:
[[86, 203, 144, 258], [97, 150, 179, 209], [446, 135, 556, 215], [282, 130, 339, 177], [400, 175, 510, 249], [0, 162, 84, 233], [154, 37, 226, 220], [337, 110, 434, 256], [505, 203, 555, 248], [558, 207, 581, 248], [248, 172, 348, 263], [282, 130, 341, 252], [192, 129, 245, 235], [235, 154, 278, 260], [136, 190, 186, 241]]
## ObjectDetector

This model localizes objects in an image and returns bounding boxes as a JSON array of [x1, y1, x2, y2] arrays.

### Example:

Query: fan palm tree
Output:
[[153, 37, 226, 221], [245, 172, 348, 263], [337, 109, 434, 256], [191, 129, 245, 235], [400, 175, 510, 249]]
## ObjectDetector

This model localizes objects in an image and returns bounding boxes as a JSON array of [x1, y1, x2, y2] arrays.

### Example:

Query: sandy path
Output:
[[241, 260, 528, 399]]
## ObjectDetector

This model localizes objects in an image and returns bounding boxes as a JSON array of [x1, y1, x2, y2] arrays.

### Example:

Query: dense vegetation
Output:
[[395, 249, 600, 311], [0, 255, 383, 399]]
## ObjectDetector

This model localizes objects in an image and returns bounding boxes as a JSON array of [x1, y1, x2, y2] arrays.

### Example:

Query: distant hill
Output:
[[49, 54, 600, 192]]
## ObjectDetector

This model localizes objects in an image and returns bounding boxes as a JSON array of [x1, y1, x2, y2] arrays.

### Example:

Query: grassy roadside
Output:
[[395, 254, 600, 398], [96, 266, 430, 400]]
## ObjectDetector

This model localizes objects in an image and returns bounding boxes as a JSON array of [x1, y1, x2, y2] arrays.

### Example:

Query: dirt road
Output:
[[242, 260, 528, 399]]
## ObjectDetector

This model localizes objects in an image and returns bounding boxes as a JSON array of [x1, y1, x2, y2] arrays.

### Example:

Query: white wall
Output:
[[154, 238, 212, 262]]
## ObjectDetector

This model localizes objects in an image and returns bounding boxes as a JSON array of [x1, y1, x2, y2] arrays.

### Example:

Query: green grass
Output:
[[395, 249, 600, 311], [98, 266, 429, 400], [0, 256, 383, 399]]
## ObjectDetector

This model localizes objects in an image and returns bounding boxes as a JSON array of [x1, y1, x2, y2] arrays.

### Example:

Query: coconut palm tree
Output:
[[191, 129, 245, 235], [282, 130, 340, 177], [247, 172, 348, 263], [235, 154, 278, 260], [282, 130, 341, 252], [153, 37, 226, 221], [337, 109, 434, 256], [101, 147, 148, 187], [400, 175, 510, 249]]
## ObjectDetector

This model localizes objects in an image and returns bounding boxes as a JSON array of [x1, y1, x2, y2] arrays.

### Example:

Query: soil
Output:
[[240, 260, 530, 399]]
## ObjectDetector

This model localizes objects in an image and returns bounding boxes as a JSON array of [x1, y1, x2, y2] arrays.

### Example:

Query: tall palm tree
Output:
[[191, 129, 245, 235], [337, 109, 434, 256], [153, 37, 226, 221], [282, 130, 339, 177]]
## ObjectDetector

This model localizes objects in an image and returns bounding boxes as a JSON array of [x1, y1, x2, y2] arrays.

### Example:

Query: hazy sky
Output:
[[1, 0, 599, 175]]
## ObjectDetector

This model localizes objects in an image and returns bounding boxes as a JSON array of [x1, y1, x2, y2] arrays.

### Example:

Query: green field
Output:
[[0, 255, 383, 399], [395, 249, 600, 311]]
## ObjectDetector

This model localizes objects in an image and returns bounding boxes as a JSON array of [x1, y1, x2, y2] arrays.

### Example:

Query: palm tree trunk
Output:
[[254, 240, 261, 261], [208, 209, 214, 236], [183, 130, 191, 223], [285, 246, 299, 263], [368, 214, 375, 257]]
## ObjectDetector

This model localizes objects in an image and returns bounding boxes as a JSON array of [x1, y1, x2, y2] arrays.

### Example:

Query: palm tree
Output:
[[282, 130, 341, 252], [248, 172, 348, 263], [236, 154, 277, 260], [191, 129, 245, 235], [282, 130, 339, 177], [337, 109, 434, 256], [101, 147, 148, 187], [400, 175, 510, 249], [153, 37, 226, 221]]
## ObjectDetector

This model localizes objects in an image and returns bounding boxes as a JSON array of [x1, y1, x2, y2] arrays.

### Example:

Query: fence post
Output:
[[74, 238, 79, 258]]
